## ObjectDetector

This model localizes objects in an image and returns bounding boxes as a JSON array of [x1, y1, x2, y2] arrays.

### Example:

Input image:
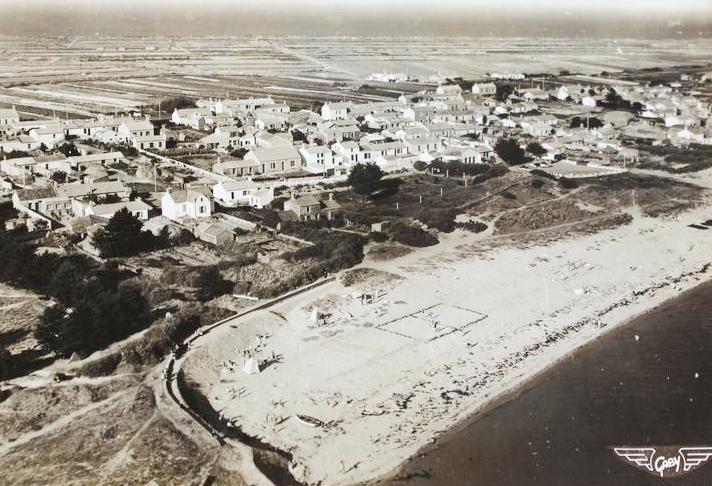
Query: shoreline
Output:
[[180, 200, 712, 485], [366, 272, 712, 484]]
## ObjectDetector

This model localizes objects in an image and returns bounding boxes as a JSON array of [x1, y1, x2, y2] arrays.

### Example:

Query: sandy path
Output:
[[0, 389, 131, 456]]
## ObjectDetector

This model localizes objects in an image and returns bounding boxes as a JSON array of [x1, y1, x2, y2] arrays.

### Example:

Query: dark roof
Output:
[[16, 187, 58, 200]]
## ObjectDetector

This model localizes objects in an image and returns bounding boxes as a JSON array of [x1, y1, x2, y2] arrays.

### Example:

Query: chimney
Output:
[[329, 192, 334, 200]]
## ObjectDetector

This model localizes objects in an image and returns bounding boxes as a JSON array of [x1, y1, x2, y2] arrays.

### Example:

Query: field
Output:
[[2, 36, 712, 118]]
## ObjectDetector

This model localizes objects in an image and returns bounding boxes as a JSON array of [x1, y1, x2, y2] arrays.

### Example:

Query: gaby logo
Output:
[[613, 446, 712, 478]]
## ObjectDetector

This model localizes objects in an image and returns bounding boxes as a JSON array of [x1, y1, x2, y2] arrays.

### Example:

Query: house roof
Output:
[[67, 152, 124, 164], [247, 145, 300, 163], [122, 120, 154, 131], [321, 198, 341, 210], [92, 200, 152, 216], [217, 180, 256, 192], [166, 187, 211, 204], [292, 195, 321, 207], [57, 181, 127, 198], [15, 186, 58, 201]]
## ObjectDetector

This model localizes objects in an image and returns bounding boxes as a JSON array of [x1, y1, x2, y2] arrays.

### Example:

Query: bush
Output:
[[195, 266, 233, 302], [559, 178, 579, 189], [386, 221, 439, 247], [526, 142, 547, 157], [369, 231, 387, 242], [531, 178, 545, 189], [457, 221, 488, 233], [413, 160, 429, 172], [414, 208, 457, 232]]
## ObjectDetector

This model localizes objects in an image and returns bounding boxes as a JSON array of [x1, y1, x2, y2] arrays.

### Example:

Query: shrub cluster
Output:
[[386, 221, 439, 247]]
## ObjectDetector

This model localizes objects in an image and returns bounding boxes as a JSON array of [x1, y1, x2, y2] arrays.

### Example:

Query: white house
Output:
[[299, 144, 338, 173], [243, 145, 304, 175], [321, 102, 353, 121], [74, 199, 152, 220], [436, 84, 463, 96], [161, 187, 213, 220], [118, 119, 154, 138], [471, 83, 497, 96], [0, 107, 19, 126], [212, 180, 273, 208], [29, 125, 65, 148], [171, 107, 214, 130], [0, 107, 20, 135], [332, 140, 362, 165], [132, 133, 166, 151]]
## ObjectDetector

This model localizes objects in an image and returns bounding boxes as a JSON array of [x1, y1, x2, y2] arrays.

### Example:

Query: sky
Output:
[[0, 0, 710, 37]]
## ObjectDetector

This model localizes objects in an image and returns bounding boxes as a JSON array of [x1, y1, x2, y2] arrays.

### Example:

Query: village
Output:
[[2, 54, 712, 485], [3, 65, 711, 244]]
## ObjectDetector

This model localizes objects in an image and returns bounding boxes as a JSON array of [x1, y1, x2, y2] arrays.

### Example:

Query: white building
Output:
[[161, 187, 213, 220], [321, 102, 353, 121], [436, 84, 463, 96], [471, 83, 497, 96], [171, 107, 214, 130], [212, 180, 273, 208]]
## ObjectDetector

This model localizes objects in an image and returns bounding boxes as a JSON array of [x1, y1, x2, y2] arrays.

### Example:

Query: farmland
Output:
[[1, 36, 712, 119]]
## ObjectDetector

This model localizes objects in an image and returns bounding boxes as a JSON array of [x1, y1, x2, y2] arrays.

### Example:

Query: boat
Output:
[[295, 414, 323, 427]]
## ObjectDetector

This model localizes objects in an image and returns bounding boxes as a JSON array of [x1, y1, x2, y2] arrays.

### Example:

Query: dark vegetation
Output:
[[569, 116, 604, 129], [347, 162, 384, 200], [526, 142, 547, 157], [92, 208, 165, 258], [638, 142, 712, 173], [158, 96, 197, 112], [495, 138, 529, 165], [0, 224, 154, 358], [386, 221, 439, 247]]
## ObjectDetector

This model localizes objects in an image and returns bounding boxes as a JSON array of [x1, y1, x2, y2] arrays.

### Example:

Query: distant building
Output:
[[321, 102, 353, 122], [171, 107, 214, 130], [471, 83, 497, 96], [436, 84, 463, 96]]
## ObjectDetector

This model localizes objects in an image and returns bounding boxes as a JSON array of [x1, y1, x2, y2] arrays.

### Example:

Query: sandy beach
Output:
[[181, 191, 712, 485]]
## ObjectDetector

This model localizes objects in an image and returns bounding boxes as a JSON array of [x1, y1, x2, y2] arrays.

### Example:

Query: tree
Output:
[[570, 116, 604, 129], [495, 138, 528, 165], [49, 260, 85, 306], [50, 171, 67, 184], [230, 147, 248, 159], [92, 208, 155, 258], [58, 143, 79, 157], [347, 162, 384, 200], [159, 96, 196, 112], [195, 266, 232, 302], [495, 83, 515, 101], [526, 142, 547, 157]]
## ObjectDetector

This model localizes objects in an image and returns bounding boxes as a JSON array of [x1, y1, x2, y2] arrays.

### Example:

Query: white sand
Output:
[[183, 195, 712, 485]]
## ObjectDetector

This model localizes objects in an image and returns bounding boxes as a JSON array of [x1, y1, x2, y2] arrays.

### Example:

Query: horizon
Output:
[[1, 0, 711, 38]]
